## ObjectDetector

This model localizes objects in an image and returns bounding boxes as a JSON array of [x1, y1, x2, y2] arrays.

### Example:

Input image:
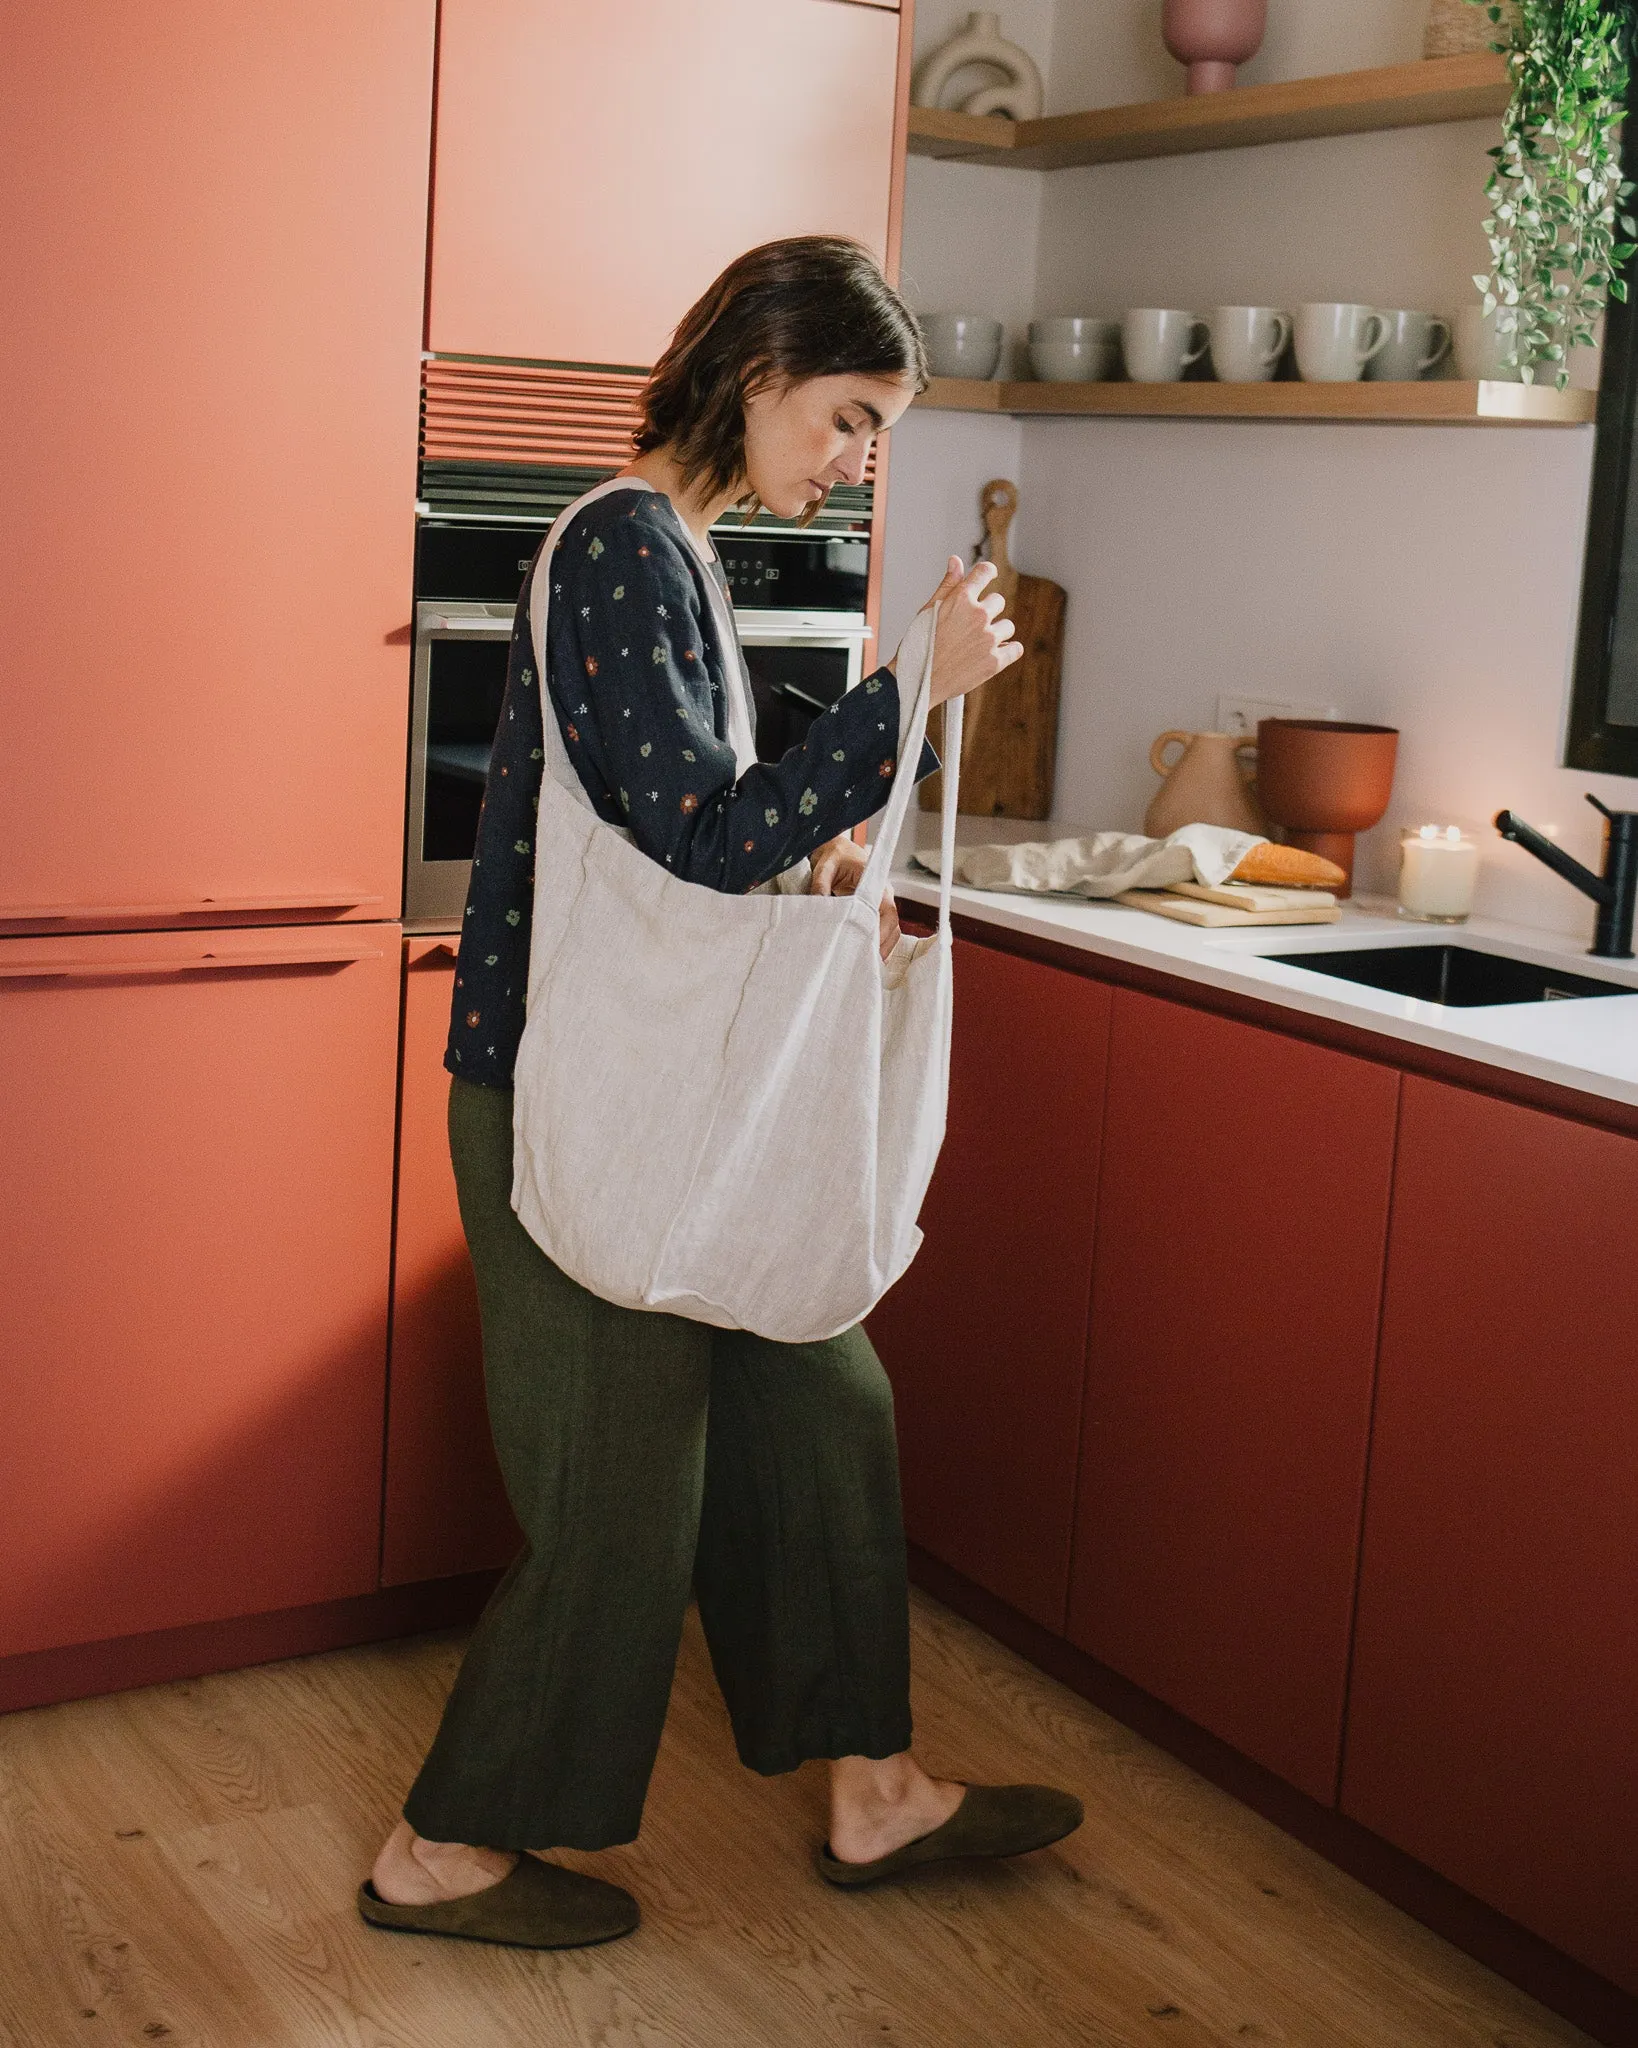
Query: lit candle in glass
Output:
[[1398, 825, 1479, 922]]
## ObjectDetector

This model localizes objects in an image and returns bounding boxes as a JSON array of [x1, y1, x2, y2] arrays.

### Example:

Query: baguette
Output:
[[1230, 841, 1347, 889]]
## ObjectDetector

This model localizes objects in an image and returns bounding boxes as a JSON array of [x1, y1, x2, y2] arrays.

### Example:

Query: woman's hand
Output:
[[811, 835, 902, 961], [921, 555, 1022, 709]]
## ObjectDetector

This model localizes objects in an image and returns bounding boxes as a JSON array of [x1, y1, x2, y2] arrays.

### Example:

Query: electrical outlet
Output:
[[1216, 693, 1340, 739]]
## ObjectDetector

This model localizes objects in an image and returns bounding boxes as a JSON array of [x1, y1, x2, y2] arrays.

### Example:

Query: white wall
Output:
[[1014, 415, 1627, 930], [1046, 0, 1430, 108], [897, 0, 1053, 379], [877, 0, 1632, 938]]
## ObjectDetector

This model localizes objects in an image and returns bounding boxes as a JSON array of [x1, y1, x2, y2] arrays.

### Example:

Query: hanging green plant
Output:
[[1472, 0, 1638, 386]]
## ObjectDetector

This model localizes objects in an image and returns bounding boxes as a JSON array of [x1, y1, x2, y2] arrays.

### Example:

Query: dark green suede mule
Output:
[[817, 1783, 1084, 1889], [357, 1855, 640, 1949]]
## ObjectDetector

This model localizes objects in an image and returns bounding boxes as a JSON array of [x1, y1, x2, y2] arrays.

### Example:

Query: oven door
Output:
[[734, 615, 874, 766], [407, 602, 516, 925]]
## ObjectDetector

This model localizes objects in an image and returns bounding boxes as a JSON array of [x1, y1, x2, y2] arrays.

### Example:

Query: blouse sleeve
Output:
[[548, 503, 937, 893]]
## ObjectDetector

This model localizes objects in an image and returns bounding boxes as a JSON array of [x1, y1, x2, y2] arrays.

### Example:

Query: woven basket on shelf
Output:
[[1422, 0, 1514, 58]]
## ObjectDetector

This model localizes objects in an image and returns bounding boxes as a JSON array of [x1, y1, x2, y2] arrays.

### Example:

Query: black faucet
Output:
[[1493, 794, 1637, 959]]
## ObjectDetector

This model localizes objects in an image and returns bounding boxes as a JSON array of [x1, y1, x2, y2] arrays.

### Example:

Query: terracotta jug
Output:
[[1144, 729, 1265, 838]]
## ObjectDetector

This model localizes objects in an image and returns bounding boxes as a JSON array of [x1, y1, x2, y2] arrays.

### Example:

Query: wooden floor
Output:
[[0, 1591, 1591, 2048]]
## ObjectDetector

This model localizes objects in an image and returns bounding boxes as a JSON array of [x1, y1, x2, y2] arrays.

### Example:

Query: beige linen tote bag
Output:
[[511, 479, 963, 1342]]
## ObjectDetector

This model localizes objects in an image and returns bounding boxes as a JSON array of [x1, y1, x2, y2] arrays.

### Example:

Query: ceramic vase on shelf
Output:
[[1144, 730, 1265, 838], [1162, 0, 1267, 94], [913, 11, 1043, 122]]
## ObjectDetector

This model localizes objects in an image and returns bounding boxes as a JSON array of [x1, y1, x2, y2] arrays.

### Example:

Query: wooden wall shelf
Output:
[[906, 53, 1512, 170], [913, 378, 1596, 426]]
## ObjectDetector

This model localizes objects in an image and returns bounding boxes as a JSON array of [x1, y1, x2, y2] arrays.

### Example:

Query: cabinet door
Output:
[[0, 929, 400, 1659], [1, 2, 433, 926], [1068, 993, 1398, 1803], [1342, 1079, 1638, 1993], [867, 940, 1111, 1631], [429, 0, 901, 365], [382, 941, 521, 1586]]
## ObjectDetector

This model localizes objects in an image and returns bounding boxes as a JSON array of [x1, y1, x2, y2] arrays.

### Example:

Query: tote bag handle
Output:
[[856, 608, 961, 930]]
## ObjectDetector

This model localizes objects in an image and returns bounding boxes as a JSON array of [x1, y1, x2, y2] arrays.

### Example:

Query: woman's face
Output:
[[741, 371, 917, 519]]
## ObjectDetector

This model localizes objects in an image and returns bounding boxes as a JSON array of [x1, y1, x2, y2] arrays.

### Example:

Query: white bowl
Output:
[[1028, 337, 1117, 382], [1028, 316, 1118, 344], [919, 312, 1003, 381]]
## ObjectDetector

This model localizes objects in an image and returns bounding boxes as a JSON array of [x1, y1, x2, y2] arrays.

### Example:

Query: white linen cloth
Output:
[[910, 821, 1264, 897], [511, 478, 963, 1342]]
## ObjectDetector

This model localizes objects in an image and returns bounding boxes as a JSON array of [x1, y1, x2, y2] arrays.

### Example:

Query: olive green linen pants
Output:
[[401, 1078, 915, 1853]]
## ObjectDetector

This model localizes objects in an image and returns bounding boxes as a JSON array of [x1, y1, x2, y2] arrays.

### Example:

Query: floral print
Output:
[[445, 488, 938, 1088]]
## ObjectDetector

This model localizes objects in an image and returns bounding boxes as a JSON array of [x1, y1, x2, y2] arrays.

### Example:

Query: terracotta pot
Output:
[[1255, 719, 1399, 899], [1144, 729, 1265, 838], [1162, 0, 1267, 93]]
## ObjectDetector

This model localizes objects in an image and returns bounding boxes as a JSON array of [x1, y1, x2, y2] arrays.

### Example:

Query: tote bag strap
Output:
[[529, 477, 662, 821], [532, 477, 766, 818], [856, 606, 961, 935], [531, 479, 962, 937]]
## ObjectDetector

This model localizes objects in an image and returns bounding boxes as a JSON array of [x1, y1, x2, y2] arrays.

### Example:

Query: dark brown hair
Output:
[[633, 236, 927, 509]]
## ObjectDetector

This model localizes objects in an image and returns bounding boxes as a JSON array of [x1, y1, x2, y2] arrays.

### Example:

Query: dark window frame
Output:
[[1566, 95, 1638, 777]]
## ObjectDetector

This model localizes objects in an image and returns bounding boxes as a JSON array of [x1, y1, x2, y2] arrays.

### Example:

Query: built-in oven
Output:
[[406, 520, 875, 925]]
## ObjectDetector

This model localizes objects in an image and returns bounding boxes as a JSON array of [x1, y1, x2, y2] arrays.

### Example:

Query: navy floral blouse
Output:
[[445, 486, 939, 1087]]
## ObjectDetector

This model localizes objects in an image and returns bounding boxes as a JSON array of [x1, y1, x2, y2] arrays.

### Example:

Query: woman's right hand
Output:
[[920, 555, 1023, 708]]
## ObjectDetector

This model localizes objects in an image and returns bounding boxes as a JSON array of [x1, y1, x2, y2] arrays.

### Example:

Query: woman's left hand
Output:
[[811, 835, 901, 961]]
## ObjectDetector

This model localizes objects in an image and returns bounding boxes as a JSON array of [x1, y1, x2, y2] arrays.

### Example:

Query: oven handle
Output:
[[420, 612, 516, 636], [734, 624, 875, 644]]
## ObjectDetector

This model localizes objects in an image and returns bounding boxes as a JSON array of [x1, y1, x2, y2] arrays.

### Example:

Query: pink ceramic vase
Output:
[[1162, 0, 1267, 93]]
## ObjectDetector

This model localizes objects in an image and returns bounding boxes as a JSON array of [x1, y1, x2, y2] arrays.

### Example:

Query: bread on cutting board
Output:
[[1229, 843, 1346, 888]]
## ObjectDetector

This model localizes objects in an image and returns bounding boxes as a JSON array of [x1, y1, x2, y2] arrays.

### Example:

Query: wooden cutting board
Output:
[[1116, 890, 1342, 928], [919, 478, 1065, 820]]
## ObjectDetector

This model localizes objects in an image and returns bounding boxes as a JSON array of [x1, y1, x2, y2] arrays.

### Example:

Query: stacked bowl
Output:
[[1027, 317, 1120, 382]]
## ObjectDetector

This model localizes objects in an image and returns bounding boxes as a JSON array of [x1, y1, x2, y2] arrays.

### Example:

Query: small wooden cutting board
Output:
[[920, 478, 1065, 820], [1116, 890, 1342, 928]]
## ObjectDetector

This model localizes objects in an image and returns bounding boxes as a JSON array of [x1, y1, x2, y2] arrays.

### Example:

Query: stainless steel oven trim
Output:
[[732, 608, 872, 638], [734, 621, 873, 700], [408, 601, 516, 926], [408, 602, 877, 926]]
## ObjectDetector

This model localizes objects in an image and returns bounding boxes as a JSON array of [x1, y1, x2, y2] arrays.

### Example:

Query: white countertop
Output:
[[892, 865, 1638, 1113]]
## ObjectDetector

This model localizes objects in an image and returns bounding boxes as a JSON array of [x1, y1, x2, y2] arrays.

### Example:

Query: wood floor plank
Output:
[[0, 1590, 1594, 2048]]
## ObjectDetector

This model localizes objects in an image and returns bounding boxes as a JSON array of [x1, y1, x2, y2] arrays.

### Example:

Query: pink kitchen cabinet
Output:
[[1068, 991, 1399, 1804], [1, 0, 435, 929], [0, 930, 401, 1659], [1342, 1078, 1638, 1994], [381, 941, 521, 1586], [867, 939, 1111, 1632], [428, 0, 903, 365]]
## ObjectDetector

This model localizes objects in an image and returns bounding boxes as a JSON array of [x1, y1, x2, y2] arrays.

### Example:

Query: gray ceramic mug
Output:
[[1365, 309, 1453, 381], [1294, 303, 1389, 383], [1208, 305, 1292, 382], [1121, 308, 1210, 383]]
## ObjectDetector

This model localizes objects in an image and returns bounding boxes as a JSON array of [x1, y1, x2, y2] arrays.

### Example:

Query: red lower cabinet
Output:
[[0, 928, 401, 1658], [867, 940, 1111, 1632], [1341, 1077, 1638, 1993], [1068, 991, 1399, 1803], [381, 941, 520, 1585]]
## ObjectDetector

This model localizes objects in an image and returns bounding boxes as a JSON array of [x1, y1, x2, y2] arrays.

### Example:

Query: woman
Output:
[[360, 237, 1082, 1951]]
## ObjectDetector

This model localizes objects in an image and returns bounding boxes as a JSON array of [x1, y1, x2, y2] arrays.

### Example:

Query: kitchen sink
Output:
[[1264, 943, 1633, 1007]]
